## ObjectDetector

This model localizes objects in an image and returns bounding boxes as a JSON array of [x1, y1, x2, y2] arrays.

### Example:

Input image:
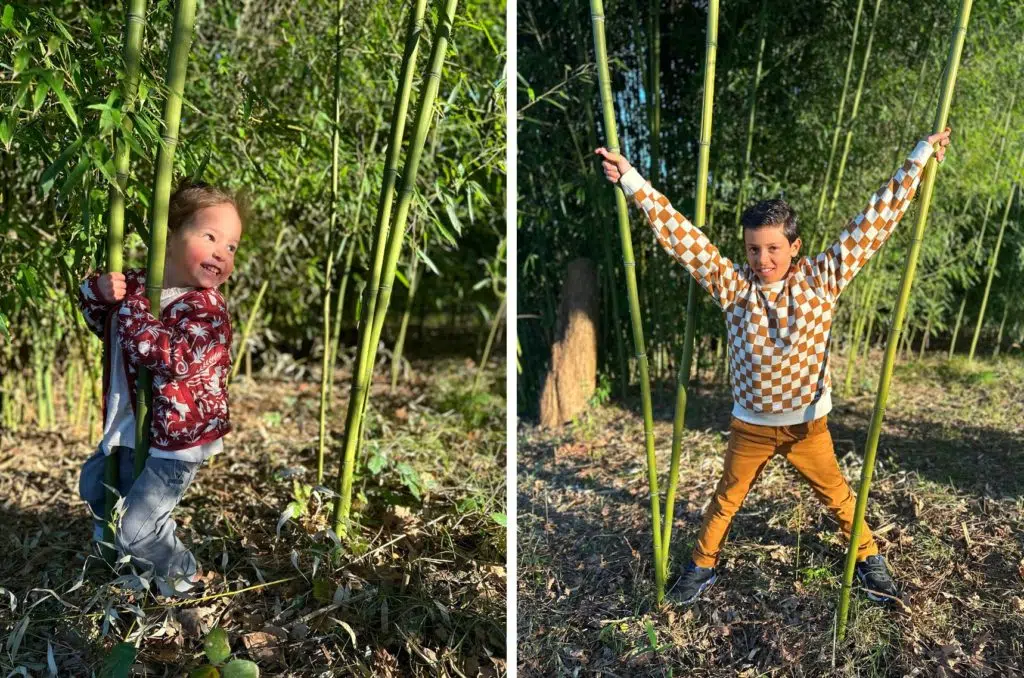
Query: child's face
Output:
[[164, 203, 242, 289], [744, 224, 800, 284]]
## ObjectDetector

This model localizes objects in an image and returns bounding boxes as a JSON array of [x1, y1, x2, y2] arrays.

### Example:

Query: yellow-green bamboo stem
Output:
[[473, 294, 506, 391], [391, 248, 421, 393], [837, 0, 972, 641], [973, 93, 1016, 261], [230, 226, 288, 382], [317, 0, 346, 485], [969, 176, 1019, 362], [993, 302, 1010, 357], [333, 0, 457, 532], [661, 0, 717, 580], [948, 295, 967, 359], [134, 0, 197, 478], [589, 0, 665, 602], [825, 0, 882, 222], [735, 0, 767, 238], [815, 0, 865, 224]]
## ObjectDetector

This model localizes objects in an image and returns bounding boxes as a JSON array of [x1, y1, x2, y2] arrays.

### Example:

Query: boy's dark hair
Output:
[[168, 180, 247, 233], [741, 199, 799, 243]]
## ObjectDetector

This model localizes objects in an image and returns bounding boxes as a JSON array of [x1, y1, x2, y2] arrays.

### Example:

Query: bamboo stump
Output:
[[539, 259, 599, 427]]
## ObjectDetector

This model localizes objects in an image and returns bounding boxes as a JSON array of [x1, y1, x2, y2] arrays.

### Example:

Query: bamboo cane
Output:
[[317, 0, 347, 484], [735, 0, 767, 238], [229, 226, 288, 382], [334, 0, 458, 532], [815, 0, 865, 225], [99, 0, 147, 557], [836, 0, 972, 641], [661, 0, 718, 579], [969, 173, 1020, 361], [588, 0, 665, 601], [948, 295, 966, 359], [973, 92, 1016, 261], [390, 246, 421, 393], [474, 294, 506, 392], [825, 0, 883, 222], [134, 0, 198, 478], [993, 301, 1009, 357]]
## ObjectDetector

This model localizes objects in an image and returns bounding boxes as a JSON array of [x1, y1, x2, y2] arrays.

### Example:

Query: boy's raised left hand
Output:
[[594, 147, 633, 183], [926, 127, 952, 163]]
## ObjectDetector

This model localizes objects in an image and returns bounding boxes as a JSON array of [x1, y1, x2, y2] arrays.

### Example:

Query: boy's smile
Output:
[[744, 223, 801, 284]]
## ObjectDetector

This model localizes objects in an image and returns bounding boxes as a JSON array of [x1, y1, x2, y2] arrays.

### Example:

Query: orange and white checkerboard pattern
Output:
[[620, 140, 933, 414]]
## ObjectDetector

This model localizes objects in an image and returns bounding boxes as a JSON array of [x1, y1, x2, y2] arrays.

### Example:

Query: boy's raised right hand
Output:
[[97, 272, 127, 304], [595, 147, 633, 183]]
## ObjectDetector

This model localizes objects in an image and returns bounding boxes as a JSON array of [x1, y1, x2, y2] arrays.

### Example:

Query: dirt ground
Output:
[[0, 357, 506, 677], [518, 352, 1024, 676]]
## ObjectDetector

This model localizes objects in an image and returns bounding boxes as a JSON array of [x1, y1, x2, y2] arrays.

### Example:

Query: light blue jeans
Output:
[[79, 445, 201, 578]]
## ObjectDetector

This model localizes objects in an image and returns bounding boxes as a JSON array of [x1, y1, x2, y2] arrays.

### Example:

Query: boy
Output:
[[595, 127, 951, 604]]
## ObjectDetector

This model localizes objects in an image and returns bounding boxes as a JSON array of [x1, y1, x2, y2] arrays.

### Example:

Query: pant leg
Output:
[[692, 418, 778, 568], [79, 445, 138, 535], [114, 456, 201, 578], [782, 416, 878, 561]]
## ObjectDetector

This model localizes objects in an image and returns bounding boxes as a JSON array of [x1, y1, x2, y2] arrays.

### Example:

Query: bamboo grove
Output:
[[0, 0, 505, 533], [519, 0, 1024, 605]]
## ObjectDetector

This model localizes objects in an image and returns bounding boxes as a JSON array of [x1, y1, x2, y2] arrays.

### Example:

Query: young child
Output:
[[77, 181, 242, 596], [595, 127, 951, 605]]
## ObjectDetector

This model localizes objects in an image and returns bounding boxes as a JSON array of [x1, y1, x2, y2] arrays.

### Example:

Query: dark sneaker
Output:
[[855, 555, 899, 603], [668, 561, 717, 605]]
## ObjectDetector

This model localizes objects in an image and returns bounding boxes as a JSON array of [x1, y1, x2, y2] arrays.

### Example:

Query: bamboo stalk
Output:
[[735, 0, 767, 238], [134, 0, 197, 478], [333, 0, 457, 532], [661, 0, 718, 580], [229, 225, 288, 382], [948, 295, 967, 359], [993, 302, 1009, 357], [836, 0, 973, 641], [973, 92, 1016, 261], [390, 248, 421, 393], [474, 294, 506, 391], [317, 0, 347, 485], [815, 0, 865, 225], [825, 0, 883, 222], [969, 173, 1020, 361], [588, 0, 665, 601]]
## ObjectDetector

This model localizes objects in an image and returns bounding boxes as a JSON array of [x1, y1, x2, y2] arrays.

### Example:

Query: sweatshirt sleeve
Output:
[[78, 272, 111, 338], [811, 140, 935, 299], [620, 168, 742, 310], [116, 295, 231, 381]]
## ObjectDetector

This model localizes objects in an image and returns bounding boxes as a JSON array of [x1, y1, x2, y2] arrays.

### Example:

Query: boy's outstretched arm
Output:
[[595, 148, 741, 310], [814, 128, 951, 298], [116, 294, 231, 381]]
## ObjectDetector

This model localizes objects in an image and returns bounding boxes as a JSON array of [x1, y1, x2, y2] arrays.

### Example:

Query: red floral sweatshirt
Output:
[[78, 268, 232, 451]]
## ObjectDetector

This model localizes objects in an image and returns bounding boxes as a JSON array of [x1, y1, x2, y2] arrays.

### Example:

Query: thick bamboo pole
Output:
[[969, 173, 1020, 361], [815, 0, 865, 225], [661, 0, 718, 579], [133, 0, 198, 478], [100, 0, 148, 560], [334, 0, 458, 531], [588, 0, 665, 601], [735, 0, 767, 238], [825, 0, 883, 222], [317, 0, 347, 484], [836, 0, 972, 641]]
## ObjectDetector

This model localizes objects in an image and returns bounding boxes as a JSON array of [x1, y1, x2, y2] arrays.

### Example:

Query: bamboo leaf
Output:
[[46, 74, 78, 127]]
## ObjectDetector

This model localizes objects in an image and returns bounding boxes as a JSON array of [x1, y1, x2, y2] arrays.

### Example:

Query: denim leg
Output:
[[79, 446, 137, 537], [114, 457, 201, 578]]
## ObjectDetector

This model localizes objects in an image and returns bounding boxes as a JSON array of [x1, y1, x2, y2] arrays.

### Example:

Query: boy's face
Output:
[[744, 223, 801, 284], [165, 203, 242, 289]]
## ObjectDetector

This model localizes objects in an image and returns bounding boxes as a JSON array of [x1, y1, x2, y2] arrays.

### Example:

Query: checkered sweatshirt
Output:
[[620, 140, 934, 419]]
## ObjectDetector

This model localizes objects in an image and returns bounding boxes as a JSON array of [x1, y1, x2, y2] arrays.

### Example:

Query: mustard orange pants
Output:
[[691, 415, 878, 569]]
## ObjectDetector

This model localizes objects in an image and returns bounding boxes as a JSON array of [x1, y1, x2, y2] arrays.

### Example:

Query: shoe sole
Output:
[[673, 573, 717, 605]]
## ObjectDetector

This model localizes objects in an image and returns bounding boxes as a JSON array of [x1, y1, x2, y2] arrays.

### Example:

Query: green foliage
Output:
[[202, 627, 231, 665], [189, 626, 259, 677], [98, 642, 137, 678]]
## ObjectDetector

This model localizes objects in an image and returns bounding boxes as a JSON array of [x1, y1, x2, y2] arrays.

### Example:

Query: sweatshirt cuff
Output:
[[909, 139, 934, 166], [619, 167, 647, 196]]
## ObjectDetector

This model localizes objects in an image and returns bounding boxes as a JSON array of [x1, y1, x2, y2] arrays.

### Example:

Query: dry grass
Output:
[[0, 357, 506, 677], [518, 351, 1024, 676]]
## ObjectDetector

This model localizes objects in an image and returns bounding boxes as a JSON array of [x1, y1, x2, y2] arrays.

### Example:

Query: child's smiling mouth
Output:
[[201, 263, 221, 276]]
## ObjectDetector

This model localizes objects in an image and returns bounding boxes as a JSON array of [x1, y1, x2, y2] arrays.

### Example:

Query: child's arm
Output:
[[116, 294, 231, 380], [813, 129, 950, 298], [78, 272, 127, 337], [595, 148, 742, 310]]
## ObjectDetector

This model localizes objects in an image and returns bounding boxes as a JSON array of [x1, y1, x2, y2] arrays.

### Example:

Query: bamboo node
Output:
[[622, 260, 636, 267], [591, 13, 605, 22], [161, 135, 178, 145], [127, 13, 146, 25]]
